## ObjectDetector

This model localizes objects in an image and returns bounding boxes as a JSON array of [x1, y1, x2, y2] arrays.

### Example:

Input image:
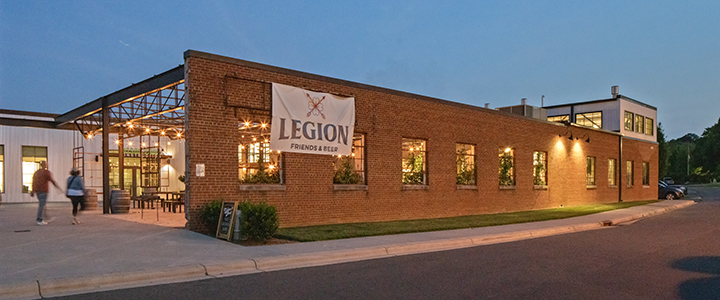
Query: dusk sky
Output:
[[1, 1, 718, 140]]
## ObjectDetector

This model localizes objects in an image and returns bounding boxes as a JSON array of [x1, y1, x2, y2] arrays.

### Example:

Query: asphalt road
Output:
[[56, 187, 720, 300]]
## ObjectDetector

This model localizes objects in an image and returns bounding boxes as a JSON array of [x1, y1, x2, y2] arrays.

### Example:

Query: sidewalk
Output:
[[0, 200, 696, 299]]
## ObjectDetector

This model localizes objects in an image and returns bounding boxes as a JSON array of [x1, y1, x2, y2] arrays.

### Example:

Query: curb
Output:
[[0, 282, 39, 300], [0, 200, 697, 299], [605, 201, 696, 225]]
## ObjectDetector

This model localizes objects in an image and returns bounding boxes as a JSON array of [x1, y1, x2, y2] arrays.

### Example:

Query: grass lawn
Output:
[[276, 200, 658, 242]]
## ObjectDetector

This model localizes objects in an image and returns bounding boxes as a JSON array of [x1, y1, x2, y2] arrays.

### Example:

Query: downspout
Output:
[[619, 135, 623, 202]]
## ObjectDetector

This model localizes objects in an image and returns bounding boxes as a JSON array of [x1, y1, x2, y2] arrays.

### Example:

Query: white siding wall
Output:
[[571, 101, 621, 131], [0, 125, 186, 203], [0, 125, 78, 203], [620, 99, 657, 142]]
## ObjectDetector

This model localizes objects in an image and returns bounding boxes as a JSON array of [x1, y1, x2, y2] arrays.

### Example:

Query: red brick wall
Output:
[[184, 51, 658, 232]]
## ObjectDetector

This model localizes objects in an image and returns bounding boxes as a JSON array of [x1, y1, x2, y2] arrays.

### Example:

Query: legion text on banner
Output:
[[270, 83, 355, 156]]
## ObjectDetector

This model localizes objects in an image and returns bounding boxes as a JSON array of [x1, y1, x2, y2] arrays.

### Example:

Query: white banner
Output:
[[270, 83, 355, 156]]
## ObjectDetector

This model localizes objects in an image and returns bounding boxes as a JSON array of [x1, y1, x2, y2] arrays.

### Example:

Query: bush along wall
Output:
[[199, 199, 223, 235], [238, 200, 280, 242]]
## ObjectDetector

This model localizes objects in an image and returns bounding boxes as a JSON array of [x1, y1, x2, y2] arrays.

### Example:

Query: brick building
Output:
[[182, 50, 658, 232]]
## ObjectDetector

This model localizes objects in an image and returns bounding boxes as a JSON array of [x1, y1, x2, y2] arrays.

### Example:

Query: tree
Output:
[[657, 123, 669, 178], [692, 117, 720, 182]]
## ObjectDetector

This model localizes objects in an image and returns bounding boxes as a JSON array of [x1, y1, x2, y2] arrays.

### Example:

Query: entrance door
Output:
[[122, 168, 142, 197]]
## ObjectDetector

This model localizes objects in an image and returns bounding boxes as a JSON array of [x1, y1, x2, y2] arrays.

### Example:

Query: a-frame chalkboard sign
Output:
[[216, 201, 238, 241]]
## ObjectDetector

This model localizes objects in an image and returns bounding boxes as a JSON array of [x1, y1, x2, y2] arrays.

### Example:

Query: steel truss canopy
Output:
[[55, 65, 185, 139]]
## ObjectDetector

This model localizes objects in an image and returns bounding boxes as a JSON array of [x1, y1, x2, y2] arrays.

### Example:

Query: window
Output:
[[22, 146, 47, 193], [499, 148, 515, 187], [608, 159, 617, 186], [575, 112, 602, 128], [402, 138, 426, 185], [533, 151, 547, 186], [334, 133, 365, 184], [642, 162, 650, 186], [586, 156, 596, 186], [456, 144, 476, 185], [238, 139, 282, 184], [0, 145, 4, 193], [547, 115, 569, 123], [645, 118, 654, 135], [627, 161, 634, 187], [624, 111, 634, 131], [635, 115, 644, 133]]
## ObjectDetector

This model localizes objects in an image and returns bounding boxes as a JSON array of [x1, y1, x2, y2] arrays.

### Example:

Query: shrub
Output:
[[238, 200, 279, 242], [334, 156, 363, 184], [199, 199, 223, 234]]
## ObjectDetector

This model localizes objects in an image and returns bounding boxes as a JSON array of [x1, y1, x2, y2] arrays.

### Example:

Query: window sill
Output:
[[609, 185, 618, 188], [239, 184, 286, 191], [534, 185, 548, 190], [403, 185, 429, 191], [334, 184, 368, 191], [627, 185, 634, 188], [642, 185, 650, 188], [587, 185, 597, 189], [456, 185, 478, 190], [499, 185, 516, 190]]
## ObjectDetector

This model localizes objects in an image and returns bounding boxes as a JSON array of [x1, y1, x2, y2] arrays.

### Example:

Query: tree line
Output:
[[658, 117, 720, 184]]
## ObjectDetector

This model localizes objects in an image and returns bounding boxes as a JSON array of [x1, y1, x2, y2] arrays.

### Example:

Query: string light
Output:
[[145, 128, 150, 133], [128, 141, 133, 146], [141, 142, 146, 147], [160, 131, 165, 135], [167, 141, 171, 145], [264, 139, 269, 143], [505, 148, 511, 153], [154, 142, 159, 147], [245, 122, 250, 127], [261, 123, 267, 128], [268, 165, 275, 170], [252, 137, 257, 141], [114, 140, 119, 145]]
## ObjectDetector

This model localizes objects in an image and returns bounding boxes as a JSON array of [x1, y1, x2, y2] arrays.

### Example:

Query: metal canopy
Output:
[[51, 65, 186, 214], [55, 65, 186, 138]]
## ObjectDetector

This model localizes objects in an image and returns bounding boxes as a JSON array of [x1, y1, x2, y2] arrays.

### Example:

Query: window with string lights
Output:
[[499, 148, 515, 187], [456, 144, 476, 185], [402, 138, 427, 185], [238, 120, 282, 184], [333, 133, 365, 184]]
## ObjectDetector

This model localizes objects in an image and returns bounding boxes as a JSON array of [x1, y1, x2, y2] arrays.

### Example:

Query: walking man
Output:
[[31, 161, 61, 225]]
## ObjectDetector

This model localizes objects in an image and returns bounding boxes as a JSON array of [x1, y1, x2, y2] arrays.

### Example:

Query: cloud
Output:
[[119, 40, 130, 47]]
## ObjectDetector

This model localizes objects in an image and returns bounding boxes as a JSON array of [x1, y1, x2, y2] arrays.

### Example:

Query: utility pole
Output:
[[687, 143, 690, 176]]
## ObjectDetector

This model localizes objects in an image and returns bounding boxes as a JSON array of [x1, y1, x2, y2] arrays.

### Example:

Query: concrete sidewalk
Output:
[[0, 200, 696, 299]]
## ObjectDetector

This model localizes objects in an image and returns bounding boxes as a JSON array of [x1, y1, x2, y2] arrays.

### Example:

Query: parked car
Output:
[[658, 181, 684, 200], [659, 180, 688, 195], [662, 177, 674, 184]]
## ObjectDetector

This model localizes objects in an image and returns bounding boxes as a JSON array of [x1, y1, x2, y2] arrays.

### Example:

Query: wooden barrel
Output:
[[110, 189, 131, 214], [82, 189, 98, 210]]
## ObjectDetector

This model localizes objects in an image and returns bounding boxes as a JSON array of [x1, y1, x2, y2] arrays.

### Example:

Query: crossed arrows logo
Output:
[[306, 93, 326, 119]]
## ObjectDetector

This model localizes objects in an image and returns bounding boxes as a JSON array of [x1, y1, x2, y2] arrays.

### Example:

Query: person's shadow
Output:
[[672, 256, 720, 299]]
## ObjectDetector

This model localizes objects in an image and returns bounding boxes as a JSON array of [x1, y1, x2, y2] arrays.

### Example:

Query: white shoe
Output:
[[72, 218, 79, 225], [36, 221, 48, 226]]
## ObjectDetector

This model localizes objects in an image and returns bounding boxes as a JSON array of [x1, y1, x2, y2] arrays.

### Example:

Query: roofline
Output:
[[543, 95, 657, 111], [184, 50, 503, 116], [54, 65, 185, 125], [0, 109, 59, 118]]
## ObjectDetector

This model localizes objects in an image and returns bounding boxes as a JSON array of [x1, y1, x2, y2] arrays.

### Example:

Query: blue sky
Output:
[[1, 0, 718, 139]]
